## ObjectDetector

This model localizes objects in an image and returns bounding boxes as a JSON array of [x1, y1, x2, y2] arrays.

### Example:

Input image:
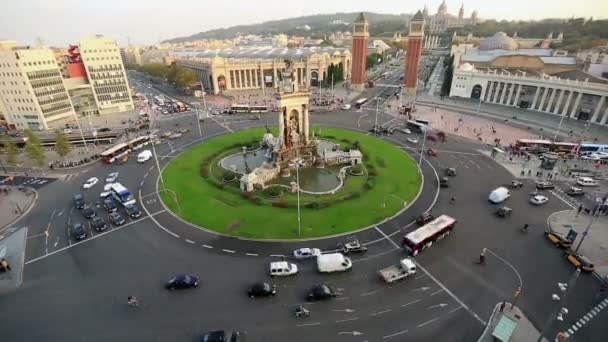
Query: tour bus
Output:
[[249, 105, 269, 113], [101, 142, 131, 164], [405, 120, 429, 134], [354, 98, 368, 109], [230, 104, 250, 113], [579, 143, 608, 156], [127, 136, 151, 151], [514, 139, 578, 155], [110, 183, 136, 206], [402, 215, 457, 256]]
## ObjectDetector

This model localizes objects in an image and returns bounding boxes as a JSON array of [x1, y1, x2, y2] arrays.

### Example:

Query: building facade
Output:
[[351, 13, 369, 90], [450, 63, 608, 126], [0, 47, 77, 130], [404, 11, 425, 99], [79, 36, 133, 115], [577, 46, 608, 80], [424, 1, 478, 33], [162, 47, 350, 95]]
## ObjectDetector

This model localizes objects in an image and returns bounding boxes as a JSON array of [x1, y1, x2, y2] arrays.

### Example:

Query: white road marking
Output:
[[336, 317, 359, 323], [57, 209, 65, 217], [430, 289, 444, 296], [335, 297, 350, 301], [138, 189, 179, 238], [401, 299, 421, 307], [417, 318, 438, 328], [468, 159, 481, 169], [373, 226, 400, 248], [144, 172, 149, 178], [549, 190, 576, 209], [245, 253, 259, 256], [149, 209, 166, 217], [296, 322, 321, 327], [202, 244, 213, 249], [448, 306, 463, 314], [140, 192, 158, 199], [383, 330, 409, 339], [370, 309, 392, 316], [415, 274, 427, 280], [185, 239, 195, 244], [360, 290, 378, 297], [222, 249, 236, 253], [270, 254, 285, 257]]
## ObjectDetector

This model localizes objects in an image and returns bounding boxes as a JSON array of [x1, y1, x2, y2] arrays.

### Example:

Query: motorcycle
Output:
[[294, 306, 310, 318]]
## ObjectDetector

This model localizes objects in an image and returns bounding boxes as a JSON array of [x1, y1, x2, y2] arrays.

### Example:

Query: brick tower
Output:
[[351, 13, 369, 91], [404, 10, 425, 100]]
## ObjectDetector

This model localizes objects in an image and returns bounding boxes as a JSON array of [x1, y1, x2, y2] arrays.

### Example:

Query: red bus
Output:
[[402, 215, 457, 256], [101, 142, 131, 164]]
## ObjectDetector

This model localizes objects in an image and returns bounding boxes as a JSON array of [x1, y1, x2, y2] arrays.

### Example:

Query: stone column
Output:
[[561, 91, 573, 116], [506, 83, 515, 106], [600, 106, 608, 125], [546, 88, 557, 113], [531, 87, 541, 109], [483, 81, 493, 102], [569, 92, 583, 117], [298, 107, 303, 144], [591, 96, 605, 123], [512, 84, 522, 107], [259, 64, 264, 91], [278, 107, 285, 144], [273, 65, 278, 88], [234, 69, 240, 88], [552, 89, 564, 114], [303, 104, 310, 144], [537, 87, 548, 111], [212, 74, 219, 95], [480, 81, 490, 101], [490, 82, 499, 103], [498, 83, 508, 104]]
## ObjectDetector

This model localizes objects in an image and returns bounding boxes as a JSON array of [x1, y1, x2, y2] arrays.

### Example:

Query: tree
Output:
[[320, 39, 335, 47], [23, 129, 45, 168], [441, 55, 454, 96], [1, 135, 19, 167], [54, 131, 71, 159], [367, 53, 383, 68], [174, 67, 198, 88]]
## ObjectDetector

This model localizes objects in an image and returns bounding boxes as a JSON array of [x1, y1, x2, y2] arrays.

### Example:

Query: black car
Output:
[[416, 212, 434, 225], [73, 193, 85, 209], [247, 282, 277, 298], [72, 222, 87, 240], [103, 199, 119, 213], [535, 181, 555, 190], [90, 216, 108, 232], [445, 167, 456, 176], [440, 177, 449, 188], [124, 204, 142, 219], [201, 331, 244, 342], [109, 212, 126, 226], [307, 284, 337, 301], [82, 206, 97, 219], [166, 273, 200, 290], [566, 186, 585, 197]]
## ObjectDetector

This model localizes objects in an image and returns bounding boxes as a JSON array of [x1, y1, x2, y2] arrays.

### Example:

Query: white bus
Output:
[[402, 215, 456, 256], [354, 98, 368, 109], [110, 183, 136, 206]]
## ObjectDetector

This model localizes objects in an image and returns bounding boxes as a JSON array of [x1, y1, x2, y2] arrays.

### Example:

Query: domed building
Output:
[[479, 32, 518, 51], [423, 1, 479, 33]]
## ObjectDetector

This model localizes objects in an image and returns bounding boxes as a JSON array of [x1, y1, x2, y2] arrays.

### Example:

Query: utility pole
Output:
[[374, 97, 380, 130], [574, 214, 596, 253], [419, 128, 427, 166], [151, 137, 164, 187], [194, 104, 203, 138]]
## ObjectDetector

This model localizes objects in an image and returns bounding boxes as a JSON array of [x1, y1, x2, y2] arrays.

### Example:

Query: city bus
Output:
[[354, 98, 368, 109], [127, 136, 151, 151], [110, 182, 136, 206], [402, 215, 457, 256], [230, 104, 250, 113], [405, 120, 429, 134], [101, 142, 131, 164], [514, 139, 553, 153], [579, 143, 608, 156], [249, 105, 268, 113]]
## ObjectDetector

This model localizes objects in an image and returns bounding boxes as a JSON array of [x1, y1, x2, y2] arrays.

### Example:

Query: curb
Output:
[[476, 302, 504, 342], [0, 188, 38, 233], [150, 125, 439, 243]]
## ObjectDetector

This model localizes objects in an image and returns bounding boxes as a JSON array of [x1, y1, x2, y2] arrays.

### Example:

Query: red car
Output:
[[427, 149, 438, 157]]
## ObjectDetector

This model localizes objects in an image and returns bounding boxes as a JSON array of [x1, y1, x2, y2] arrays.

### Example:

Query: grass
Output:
[[160, 127, 421, 239]]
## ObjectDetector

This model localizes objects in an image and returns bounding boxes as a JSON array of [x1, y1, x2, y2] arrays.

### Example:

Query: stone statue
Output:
[[288, 112, 300, 146]]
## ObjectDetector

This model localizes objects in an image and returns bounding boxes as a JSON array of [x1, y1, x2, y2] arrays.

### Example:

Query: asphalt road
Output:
[[1, 68, 607, 342]]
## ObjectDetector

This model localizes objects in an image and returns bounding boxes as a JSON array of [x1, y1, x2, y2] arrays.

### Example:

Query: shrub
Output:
[[350, 164, 364, 175], [344, 191, 361, 200], [200, 165, 210, 178], [368, 168, 379, 177], [264, 186, 284, 198], [222, 170, 238, 182], [272, 201, 289, 208], [364, 178, 375, 190], [241, 192, 254, 200], [305, 201, 330, 209]]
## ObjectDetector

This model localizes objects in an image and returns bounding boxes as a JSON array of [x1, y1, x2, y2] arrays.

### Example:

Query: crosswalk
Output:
[[563, 297, 608, 339]]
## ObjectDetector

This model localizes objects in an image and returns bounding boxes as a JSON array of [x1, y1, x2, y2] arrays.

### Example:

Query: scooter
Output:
[[294, 306, 310, 318]]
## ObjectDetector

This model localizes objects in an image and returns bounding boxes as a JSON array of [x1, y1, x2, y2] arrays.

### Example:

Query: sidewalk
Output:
[[477, 302, 545, 342], [548, 210, 608, 281], [0, 227, 28, 292], [0, 187, 37, 231]]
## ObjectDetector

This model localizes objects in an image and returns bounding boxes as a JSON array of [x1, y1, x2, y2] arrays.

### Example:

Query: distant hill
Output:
[[163, 12, 412, 43]]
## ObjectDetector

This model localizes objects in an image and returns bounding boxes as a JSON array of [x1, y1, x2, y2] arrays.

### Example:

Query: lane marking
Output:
[[430, 289, 444, 296], [185, 239, 195, 244], [417, 318, 438, 328], [140, 192, 158, 199], [383, 330, 409, 339], [335, 297, 350, 301], [222, 249, 236, 253], [270, 254, 285, 257], [401, 299, 421, 308], [549, 190, 576, 209], [202, 244, 213, 249], [149, 209, 167, 217], [370, 309, 392, 316], [245, 253, 259, 256], [448, 306, 463, 314], [296, 322, 321, 327], [139, 180, 144, 187], [360, 290, 378, 297], [336, 318, 359, 323], [373, 226, 400, 248]]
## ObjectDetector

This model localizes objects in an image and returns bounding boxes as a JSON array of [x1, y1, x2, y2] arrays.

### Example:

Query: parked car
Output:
[[576, 177, 598, 187], [307, 284, 337, 301], [71, 222, 87, 240], [124, 204, 142, 219], [530, 195, 549, 205], [82, 177, 99, 189], [544, 231, 573, 248], [137, 150, 152, 163], [109, 212, 126, 226], [566, 253, 595, 272], [166, 273, 200, 290], [407, 137, 418, 144], [73, 193, 85, 209], [247, 282, 277, 298], [103, 199, 119, 213], [82, 206, 97, 219], [535, 181, 555, 190], [90, 216, 108, 232], [398, 128, 411, 134], [105, 172, 119, 183], [566, 186, 585, 197]]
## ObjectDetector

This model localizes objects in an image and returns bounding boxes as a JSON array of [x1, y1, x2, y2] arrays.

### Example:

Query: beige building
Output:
[[79, 36, 134, 115], [121, 46, 144, 66], [149, 47, 351, 94], [0, 46, 77, 130]]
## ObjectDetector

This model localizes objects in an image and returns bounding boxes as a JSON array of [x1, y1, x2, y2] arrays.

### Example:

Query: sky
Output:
[[1, 0, 606, 46]]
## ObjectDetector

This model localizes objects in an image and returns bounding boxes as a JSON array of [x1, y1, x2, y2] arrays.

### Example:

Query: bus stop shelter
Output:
[[491, 314, 518, 341]]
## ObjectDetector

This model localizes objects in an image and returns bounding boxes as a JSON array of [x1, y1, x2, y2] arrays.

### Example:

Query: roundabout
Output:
[[159, 126, 422, 239]]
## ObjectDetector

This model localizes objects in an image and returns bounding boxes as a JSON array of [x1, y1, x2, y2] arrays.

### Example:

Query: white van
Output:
[[269, 261, 298, 277], [576, 177, 598, 187], [489, 187, 511, 204], [317, 253, 352, 273], [137, 150, 152, 163]]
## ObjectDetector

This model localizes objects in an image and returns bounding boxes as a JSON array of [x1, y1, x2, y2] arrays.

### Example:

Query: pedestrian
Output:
[[0, 258, 10, 272], [499, 301, 506, 312], [577, 204, 583, 217]]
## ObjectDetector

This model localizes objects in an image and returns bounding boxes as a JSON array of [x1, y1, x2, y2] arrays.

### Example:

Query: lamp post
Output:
[[537, 269, 580, 342], [554, 112, 567, 141], [573, 214, 596, 254], [477, 97, 483, 113], [151, 136, 164, 187], [289, 158, 305, 237], [418, 128, 427, 166], [193, 103, 203, 138]]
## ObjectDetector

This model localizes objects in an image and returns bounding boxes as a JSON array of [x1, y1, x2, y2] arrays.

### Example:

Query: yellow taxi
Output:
[[545, 231, 573, 249], [566, 253, 595, 272]]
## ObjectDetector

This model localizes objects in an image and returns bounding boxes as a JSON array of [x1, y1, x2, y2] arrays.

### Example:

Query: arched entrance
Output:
[[217, 75, 227, 91], [471, 84, 482, 99], [310, 71, 319, 87]]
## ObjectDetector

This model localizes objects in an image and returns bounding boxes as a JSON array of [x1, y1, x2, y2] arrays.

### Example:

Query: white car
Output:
[[137, 150, 152, 163], [82, 177, 99, 189], [576, 177, 598, 187], [100, 183, 114, 197], [293, 248, 321, 259], [407, 137, 419, 144], [341, 104, 352, 110], [399, 128, 411, 134], [530, 195, 549, 205], [105, 172, 119, 183]]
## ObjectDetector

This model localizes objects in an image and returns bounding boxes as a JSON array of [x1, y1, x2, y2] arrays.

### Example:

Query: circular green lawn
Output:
[[159, 127, 422, 240]]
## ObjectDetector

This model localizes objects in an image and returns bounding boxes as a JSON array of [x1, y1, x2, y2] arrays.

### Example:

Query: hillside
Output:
[[163, 12, 412, 43]]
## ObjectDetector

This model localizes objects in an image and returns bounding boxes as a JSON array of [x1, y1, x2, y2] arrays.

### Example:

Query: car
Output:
[[407, 137, 418, 144], [124, 204, 142, 219], [398, 128, 411, 134], [100, 189, 112, 198], [166, 273, 200, 290], [73, 193, 85, 209], [201, 331, 244, 342], [103, 199, 119, 213], [511, 180, 524, 189], [269, 261, 298, 277], [247, 282, 277, 298], [105, 172, 119, 183], [90, 216, 108, 232], [495, 206, 512, 217], [440, 177, 449, 188], [544, 231, 573, 248], [445, 167, 457, 176], [576, 177, 598, 187], [416, 212, 434, 225], [426, 149, 437, 157], [179, 128, 191, 134], [71, 222, 87, 240], [137, 150, 152, 163], [535, 181, 555, 190], [169, 132, 182, 139], [566, 253, 595, 272], [530, 195, 549, 205], [565, 186, 585, 197], [82, 177, 99, 189], [82, 206, 97, 219], [293, 248, 321, 259], [108, 212, 126, 226], [307, 284, 337, 301]]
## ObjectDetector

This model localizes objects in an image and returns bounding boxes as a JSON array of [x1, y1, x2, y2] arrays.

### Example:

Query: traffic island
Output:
[[0, 227, 28, 292], [477, 302, 543, 342]]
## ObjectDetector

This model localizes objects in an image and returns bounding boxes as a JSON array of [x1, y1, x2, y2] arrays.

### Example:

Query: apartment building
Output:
[[0, 46, 76, 130]]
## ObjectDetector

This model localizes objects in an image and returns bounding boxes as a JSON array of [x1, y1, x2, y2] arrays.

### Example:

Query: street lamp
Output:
[[151, 136, 164, 187], [289, 158, 305, 237], [573, 213, 597, 253], [418, 128, 428, 166], [193, 103, 203, 138]]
